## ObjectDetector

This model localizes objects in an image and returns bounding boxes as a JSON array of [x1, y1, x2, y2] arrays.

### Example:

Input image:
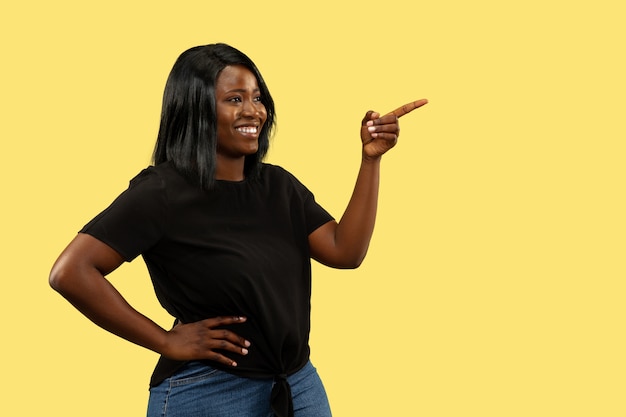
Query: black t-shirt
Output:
[[80, 161, 334, 384]]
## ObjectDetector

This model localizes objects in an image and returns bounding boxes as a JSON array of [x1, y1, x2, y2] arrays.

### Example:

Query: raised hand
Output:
[[360, 98, 428, 159]]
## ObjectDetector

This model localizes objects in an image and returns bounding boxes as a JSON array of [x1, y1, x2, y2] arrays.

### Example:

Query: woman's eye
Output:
[[228, 97, 242, 103], [254, 96, 262, 102]]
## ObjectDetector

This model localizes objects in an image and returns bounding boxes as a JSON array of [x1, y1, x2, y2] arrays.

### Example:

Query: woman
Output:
[[49, 43, 427, 417]]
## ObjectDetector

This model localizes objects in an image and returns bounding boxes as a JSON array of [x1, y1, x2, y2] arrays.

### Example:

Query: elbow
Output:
[[346, 258, 365, 269], [311, 241, 368, 269], [48, 266, 65, 293], [49, 260, 76, 295], [345, 246, 370, 269], [315, 255, 364, 269], [335, 253, 367, 269], [344, 255, 365, 269]]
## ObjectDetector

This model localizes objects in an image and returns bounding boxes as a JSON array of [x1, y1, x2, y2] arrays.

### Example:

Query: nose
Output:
[[241, 98, 258, 117]]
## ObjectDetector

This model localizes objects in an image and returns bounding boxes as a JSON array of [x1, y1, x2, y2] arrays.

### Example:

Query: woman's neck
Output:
[[215, 156, 246, 181]]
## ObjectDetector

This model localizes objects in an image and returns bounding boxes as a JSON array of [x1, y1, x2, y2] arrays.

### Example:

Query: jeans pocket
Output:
[[169, 361, 220, 387]]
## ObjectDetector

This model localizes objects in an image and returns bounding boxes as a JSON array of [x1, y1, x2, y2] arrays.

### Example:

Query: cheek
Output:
[[216, 109, 228, 127]]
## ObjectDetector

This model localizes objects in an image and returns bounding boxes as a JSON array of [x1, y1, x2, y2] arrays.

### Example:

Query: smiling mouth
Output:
[[236, 126, 259, 134]]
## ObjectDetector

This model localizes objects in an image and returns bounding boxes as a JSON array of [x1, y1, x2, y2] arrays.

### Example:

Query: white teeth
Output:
[[236, 126, 258, 134]]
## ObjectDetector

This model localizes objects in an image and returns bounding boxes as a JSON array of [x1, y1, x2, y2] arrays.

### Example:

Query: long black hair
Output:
[[153, 43, 276, 190]]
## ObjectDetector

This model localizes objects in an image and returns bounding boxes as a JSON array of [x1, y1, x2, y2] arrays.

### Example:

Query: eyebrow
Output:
[[224, 87, 261, 94]]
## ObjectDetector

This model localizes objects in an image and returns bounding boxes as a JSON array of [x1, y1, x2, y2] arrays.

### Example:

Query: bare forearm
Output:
[[334, 156, 381, 266], [50, 265, 168, 355]]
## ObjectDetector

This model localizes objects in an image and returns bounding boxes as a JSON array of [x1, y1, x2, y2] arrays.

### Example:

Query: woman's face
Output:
[[215, 65, 267, 160]]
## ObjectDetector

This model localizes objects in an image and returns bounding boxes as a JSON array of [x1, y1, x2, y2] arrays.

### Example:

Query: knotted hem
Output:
[[270, 374, 294, 417]]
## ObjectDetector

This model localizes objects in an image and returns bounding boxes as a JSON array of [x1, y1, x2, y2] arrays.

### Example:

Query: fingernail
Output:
[[367, 126, 376, 132], [232, 361, 238, 367], [366, 121, 374, 127], [242, 348, 248, 355], [245, 340, 251, 347]]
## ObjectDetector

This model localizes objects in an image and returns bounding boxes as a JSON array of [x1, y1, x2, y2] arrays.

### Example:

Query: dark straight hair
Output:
[[153, 43, 276, 190]]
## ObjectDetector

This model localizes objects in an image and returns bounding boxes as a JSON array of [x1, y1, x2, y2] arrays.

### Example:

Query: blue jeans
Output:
[[147, 360, 332, 417]]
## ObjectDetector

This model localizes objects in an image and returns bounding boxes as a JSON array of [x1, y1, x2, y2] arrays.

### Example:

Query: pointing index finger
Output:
[[386, 99, 428, 118]]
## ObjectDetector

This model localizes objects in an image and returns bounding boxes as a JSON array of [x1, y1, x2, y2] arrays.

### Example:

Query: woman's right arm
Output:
[[49, 233, 250, 366]]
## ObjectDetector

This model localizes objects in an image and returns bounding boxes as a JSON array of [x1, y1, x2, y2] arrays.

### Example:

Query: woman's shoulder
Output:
[[260, 162, 299, 179], [129, 161, 187, 189], [260, 163, 312, 194], [260, 163, 300, 184]]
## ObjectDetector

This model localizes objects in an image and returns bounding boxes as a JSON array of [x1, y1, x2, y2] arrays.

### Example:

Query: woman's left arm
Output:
[[308, 99, 427, 268]]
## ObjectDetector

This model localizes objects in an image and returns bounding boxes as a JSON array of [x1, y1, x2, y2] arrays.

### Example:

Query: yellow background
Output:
[[1, 1, 624, 415]]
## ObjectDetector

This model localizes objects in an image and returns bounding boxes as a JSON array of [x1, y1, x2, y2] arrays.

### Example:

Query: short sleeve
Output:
[[303, 191, 334, 235], [80, 167, 168, 261], [275, 166, 334, 234]]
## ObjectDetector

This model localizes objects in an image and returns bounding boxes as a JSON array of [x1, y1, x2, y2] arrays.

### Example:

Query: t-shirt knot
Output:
[[270, 373, 294, 417]]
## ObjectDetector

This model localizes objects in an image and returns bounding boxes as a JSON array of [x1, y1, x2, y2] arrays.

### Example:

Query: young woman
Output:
[[49, 43, 427, 417]]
